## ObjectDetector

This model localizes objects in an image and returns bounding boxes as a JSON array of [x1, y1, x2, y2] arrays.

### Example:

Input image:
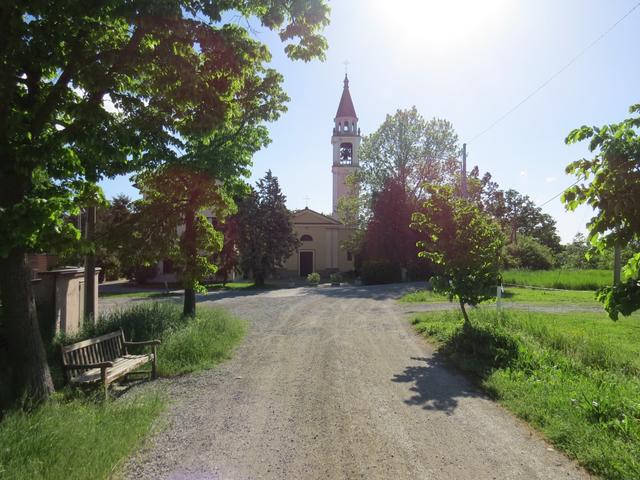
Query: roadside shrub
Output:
[[306, 272, 320, 284], [406, 262, 433, 282], [158, 309, 245, 376], [132, 264, 158, 284], [69, 302, 187, 344], [503, 235, 555, 270], [439, 311, 520, 377], [361, 259, 401, 285], [329, 272, 342, 284], [57, 303, 245, 378]]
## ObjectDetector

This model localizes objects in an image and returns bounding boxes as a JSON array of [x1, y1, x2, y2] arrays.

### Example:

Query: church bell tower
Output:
[[331, 74, 360, 217]]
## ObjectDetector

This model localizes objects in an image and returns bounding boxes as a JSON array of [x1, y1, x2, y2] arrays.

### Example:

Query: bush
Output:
[[158, 308, 246, 376], [361, 259, 401, 285], [132, 264, 158, 284], [57, 302, 245, 377], [306, 272, 320, 284], [329, 272, 342, 284], [503, 235, 556, 270]]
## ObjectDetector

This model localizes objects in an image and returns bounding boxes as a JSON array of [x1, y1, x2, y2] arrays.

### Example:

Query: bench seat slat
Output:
[[69, 354, 153, 384]]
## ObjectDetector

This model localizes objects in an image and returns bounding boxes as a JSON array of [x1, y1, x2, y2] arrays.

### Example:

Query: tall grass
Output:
[[412, 309, 640, 479], [58, 302, 246, 377], [0, 393, 163, 480], [157, 308, 246, 376], [502, 269, 614, 290]]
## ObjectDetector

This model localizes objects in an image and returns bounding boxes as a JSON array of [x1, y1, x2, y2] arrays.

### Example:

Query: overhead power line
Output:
[[468, 1, 640, 144], [538, 176, 584, 208]]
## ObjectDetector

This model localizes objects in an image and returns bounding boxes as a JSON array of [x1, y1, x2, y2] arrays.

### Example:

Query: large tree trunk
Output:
[[84, 206, 97, 323], [0, 249, 55, 404], [182, 206, 197, 317]]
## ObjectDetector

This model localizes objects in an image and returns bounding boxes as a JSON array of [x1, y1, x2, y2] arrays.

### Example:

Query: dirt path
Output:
[[125, 284, 588, 479]]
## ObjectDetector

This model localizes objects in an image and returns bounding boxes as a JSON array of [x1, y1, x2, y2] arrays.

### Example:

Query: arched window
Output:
[[300, 234, 313, 242], [339, 143, 353, 165]]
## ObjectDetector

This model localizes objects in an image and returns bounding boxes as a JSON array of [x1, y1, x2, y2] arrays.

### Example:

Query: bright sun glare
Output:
[[371, 0, 514, 55]]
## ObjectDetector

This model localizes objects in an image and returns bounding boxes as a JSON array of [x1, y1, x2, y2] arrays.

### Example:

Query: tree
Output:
[[214, 215, 240, 286], [503, 235, 555, 270], [358, 107, 461, 198], [485, 188, 561, 253], [340, 107, 461, 261], [362, 178, 422, 274], [563, 104, 640, 319], [0, 1, 329, 403], [411, 185, 503, 324], [237, 171, 299, 286]]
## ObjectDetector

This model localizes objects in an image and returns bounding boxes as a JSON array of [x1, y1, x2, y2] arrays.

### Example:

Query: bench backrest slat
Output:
[[61, 330, 122, 354], [61, 330, 126, 380]]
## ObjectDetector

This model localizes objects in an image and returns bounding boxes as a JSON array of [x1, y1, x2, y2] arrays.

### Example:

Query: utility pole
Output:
[[461, 143, 468, 198]]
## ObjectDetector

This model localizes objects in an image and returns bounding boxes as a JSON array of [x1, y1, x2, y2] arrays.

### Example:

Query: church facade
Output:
[[280, 75, 360, 278]]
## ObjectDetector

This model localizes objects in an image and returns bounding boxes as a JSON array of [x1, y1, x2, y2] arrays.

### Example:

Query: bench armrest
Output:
[[123, 340, 161, 346], [64, 362, 114, 369]]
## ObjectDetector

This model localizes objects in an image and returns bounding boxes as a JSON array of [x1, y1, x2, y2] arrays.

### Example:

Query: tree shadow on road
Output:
[[392, 354, 487, 415]]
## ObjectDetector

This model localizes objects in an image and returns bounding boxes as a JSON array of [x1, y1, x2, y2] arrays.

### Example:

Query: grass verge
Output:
[[0, 393, 163, 480], [60, 302, 246, 377], [99, 291, 178, 299], [206, 281, 255, 291], [502, 269, 614, 290], [411, 308, 640, 479], [400, 286, 600, 306]]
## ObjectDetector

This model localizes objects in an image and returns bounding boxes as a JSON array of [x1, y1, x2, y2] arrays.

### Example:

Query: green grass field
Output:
[[0, 393, 164, 480], [412, 309, 640, 479], [502, 269, 614, 290], [400, 285, 600, 306]]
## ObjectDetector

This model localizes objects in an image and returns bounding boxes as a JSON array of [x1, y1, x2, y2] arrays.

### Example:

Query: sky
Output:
[[99, 0, 640, 243]]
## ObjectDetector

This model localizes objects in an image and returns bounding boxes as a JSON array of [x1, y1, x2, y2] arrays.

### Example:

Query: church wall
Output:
[[281, 223, 355, 279]]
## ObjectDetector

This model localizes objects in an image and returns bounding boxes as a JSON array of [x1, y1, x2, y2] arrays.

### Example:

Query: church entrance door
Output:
[[299, 251, 314, 277]]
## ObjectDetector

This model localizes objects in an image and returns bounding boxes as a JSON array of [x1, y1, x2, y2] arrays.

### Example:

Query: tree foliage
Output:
[[0, 0, 329, 403], [236, 171, 299, 286], [563, 104, 640, 319], [411, 185, 503, 323], [503, 235, 555, 270], [485, 189, 561, 252], [362, 178, 424, 277], [357, 107, 460, 198]]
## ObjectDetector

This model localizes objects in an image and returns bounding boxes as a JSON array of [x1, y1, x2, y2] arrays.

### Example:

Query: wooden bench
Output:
[[61, 329, 160, 398]]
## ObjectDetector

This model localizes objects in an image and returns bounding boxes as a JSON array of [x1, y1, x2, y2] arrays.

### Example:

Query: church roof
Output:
[[335, 74, 357, 119], [292, 207, 342, 225]]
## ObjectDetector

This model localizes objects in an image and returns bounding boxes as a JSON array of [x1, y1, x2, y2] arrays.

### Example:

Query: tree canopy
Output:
[[237, 171, 299, 286], [563, 103, 640, 319], [411, 185, 503, 323], [357, 107, 460, 198], [0, 0, 330, 403]]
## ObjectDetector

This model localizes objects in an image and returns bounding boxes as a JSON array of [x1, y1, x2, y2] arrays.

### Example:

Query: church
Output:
[[149, 75, 360, 284], [280, 74, 360, 278]]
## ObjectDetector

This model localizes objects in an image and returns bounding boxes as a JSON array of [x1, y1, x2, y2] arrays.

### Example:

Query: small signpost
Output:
[[497, 283, 504, 312]]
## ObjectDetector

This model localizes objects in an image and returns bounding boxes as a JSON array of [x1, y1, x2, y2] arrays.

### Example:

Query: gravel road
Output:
[[124, 283, 589, 480]]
